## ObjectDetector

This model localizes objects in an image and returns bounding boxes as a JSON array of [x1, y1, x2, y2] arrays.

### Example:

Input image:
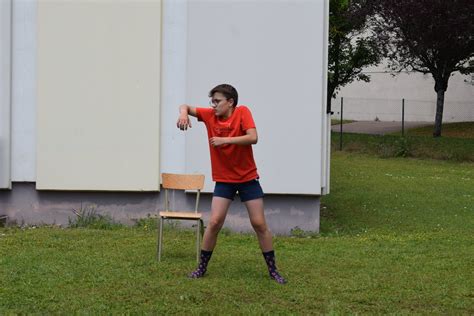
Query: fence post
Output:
[[402, 98, 405, 137], [339, 97, 343, 151]]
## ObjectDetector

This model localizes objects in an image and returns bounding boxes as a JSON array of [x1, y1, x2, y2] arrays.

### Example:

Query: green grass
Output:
[[332, 119, 355, 125], [1, 152, 473, 314], [334, 132, 474, 162], [322, 152, 474, 235], [394, 122, 474, 139]]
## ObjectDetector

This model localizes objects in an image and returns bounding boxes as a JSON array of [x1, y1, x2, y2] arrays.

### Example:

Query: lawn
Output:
[[331, 119, 355, 126], [334, 132, 474, 162], [1, 152, 473, 314], [399, 121, 474, 139]]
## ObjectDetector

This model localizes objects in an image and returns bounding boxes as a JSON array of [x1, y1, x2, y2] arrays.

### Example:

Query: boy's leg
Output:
[[202, 196, 232, 250], [245, 198, 287, 284], [244, 198, 273, 252], [189, 196, 231, 278]]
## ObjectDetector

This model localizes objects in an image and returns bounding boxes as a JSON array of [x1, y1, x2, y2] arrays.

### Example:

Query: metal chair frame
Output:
[[157, 173, 205, 263]]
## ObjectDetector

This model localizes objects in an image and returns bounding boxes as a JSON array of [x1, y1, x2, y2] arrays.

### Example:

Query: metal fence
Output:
[[331, 96, 474, 150], [332, 97, 474, 123]]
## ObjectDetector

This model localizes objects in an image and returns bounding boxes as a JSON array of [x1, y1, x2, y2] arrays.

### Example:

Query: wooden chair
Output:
[[157, 173, 205, 263]]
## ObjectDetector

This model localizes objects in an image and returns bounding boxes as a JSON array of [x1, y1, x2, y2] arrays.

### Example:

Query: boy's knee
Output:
[[252, 221, 268, 234], [208, 219, 224, 233]]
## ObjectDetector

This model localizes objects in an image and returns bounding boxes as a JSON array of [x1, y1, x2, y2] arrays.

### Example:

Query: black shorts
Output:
[[213, 179, 264, 202]]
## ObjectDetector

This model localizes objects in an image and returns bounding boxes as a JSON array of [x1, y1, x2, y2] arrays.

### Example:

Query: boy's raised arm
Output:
[[177, 104, 197, 130]]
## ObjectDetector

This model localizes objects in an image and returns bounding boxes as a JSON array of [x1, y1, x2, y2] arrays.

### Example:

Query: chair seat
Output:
[[159, 211, 202, 219]]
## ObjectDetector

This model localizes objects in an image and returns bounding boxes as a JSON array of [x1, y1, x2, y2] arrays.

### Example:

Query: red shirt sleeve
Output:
[[240, 106, 256, 131], [196, 107, 214, 122]]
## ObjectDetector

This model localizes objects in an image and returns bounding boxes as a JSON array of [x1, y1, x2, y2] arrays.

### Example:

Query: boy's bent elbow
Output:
[[246, 128, 258, 145]]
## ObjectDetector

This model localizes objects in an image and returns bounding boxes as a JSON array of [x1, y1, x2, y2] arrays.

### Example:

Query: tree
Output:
[[327, 0, 381, 113], [371, 0, 474, 137]]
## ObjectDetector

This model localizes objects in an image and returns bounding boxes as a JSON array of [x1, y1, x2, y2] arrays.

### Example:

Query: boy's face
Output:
[[210, 92, 234, 117]]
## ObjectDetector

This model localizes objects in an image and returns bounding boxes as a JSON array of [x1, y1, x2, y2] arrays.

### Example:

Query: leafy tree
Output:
[[371, 0, 474, 137], [327, 0, 381, 113]]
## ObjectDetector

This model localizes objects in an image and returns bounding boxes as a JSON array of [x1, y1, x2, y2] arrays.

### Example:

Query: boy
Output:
[[177, 84, 286, 284]]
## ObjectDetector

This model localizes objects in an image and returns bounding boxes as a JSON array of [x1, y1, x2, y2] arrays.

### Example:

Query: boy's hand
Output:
[[177, 114, 192, 130], [210, 137, 228, 147]]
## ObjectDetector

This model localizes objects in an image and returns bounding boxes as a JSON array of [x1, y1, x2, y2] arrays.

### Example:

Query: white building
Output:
[[334, 63, 474, 122], [0, 0, 330, 234]]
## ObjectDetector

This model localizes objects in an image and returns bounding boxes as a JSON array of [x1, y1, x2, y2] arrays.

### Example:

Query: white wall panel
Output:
[[37, 0, 161, 191], [185, 0, 327, 194], [321, 0, 331, 195], [0, 0, 12, 189], [12, 0, 37, 182], [160, 0, 187, 174]]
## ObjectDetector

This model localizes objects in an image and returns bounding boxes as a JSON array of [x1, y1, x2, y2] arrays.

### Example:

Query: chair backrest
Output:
[[161, 173, 205, 213], [162, 173, 205, 190]]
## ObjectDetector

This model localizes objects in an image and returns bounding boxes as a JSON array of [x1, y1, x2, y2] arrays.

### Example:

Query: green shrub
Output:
[[394, 137, 412, 157], [289, 226, 318, 238], [68, 204, 123, 230], [0, 215, 7, 228], [133, 214, 158, 231]]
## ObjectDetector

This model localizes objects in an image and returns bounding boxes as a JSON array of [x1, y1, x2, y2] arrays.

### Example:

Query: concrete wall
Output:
[[0, 182, 319, 235]]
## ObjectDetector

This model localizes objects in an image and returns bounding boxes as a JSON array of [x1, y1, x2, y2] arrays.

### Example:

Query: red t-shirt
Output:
[[196, 105, 259, 183]]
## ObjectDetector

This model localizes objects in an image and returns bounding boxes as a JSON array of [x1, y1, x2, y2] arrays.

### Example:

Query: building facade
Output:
[[333, 63, 474, 123], [0, 0, 330, 234]]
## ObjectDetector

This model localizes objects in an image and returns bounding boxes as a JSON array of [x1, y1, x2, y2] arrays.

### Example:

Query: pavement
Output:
[[331, 121, 432, 135]]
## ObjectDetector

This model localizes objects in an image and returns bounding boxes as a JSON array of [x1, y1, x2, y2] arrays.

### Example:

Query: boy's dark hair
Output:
[[209, 84, 238, 107]]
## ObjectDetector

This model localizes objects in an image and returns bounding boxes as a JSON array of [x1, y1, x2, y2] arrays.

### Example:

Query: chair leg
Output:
[[158, 217, 164, 261], [200, 219, 204, 237]]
